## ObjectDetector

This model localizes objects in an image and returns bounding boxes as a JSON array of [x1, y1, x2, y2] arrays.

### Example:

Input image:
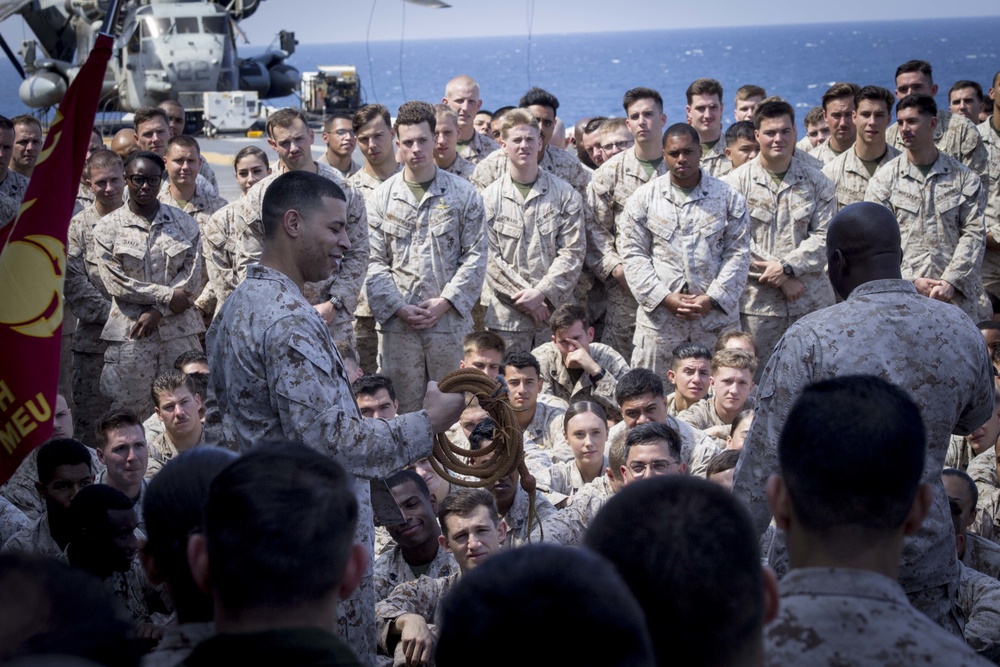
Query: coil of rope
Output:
[[429, 368, 541, 542]]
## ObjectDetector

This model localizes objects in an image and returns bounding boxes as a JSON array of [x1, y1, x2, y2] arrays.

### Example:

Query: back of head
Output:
[[204, 441, 358, 611], [585, 476, 765, 667], [37, 439, 91, 485], [261, 170, 345, 239], [779, 375, 925, 536], [436, 544, 655, 667], [0, 553, 143, 667], [616, 368, 664, 405]]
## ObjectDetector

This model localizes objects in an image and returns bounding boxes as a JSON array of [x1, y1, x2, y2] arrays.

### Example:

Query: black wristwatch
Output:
[[589, 369, 606, 384], [781, 261, 795, 277]]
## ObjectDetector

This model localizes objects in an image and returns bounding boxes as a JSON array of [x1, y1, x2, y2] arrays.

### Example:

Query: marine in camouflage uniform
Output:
[[977, 115, 1000, 300], [471, 143, 591, 196], [194, 202, 240, 318], [887, 109, 989, 178], [0, 497, 29, 551], [607, 417, 720, 479], [2, 512, 65, 560], [375, 572, 459, 658], [372, 543, 457, 603], [0, 167, 27, 230], [531, 340, 629, 410], [822, 143, 901, 210], [957, 562, 1000, 661], [458, 128, 500, 165]]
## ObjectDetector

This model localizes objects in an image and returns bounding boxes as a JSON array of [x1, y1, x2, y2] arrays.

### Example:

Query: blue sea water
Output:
[[1, 16, 997, 132]]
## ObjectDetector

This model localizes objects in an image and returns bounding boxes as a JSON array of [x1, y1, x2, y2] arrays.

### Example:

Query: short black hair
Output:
[[622, 87, 663, 114], [895, 59, 933, 82], [624, 421, 682, 462], [503, 350, 541, 378], [518, 87, 559, 114], [468, 417, 496, 451], [123, 150, 165, 174], [615, 368, 664, 405], [352, 373, 396, 401], [896, 93, 937, 118], [663, 122, 699, 146], [779, 375, 925, 533], [725, 120, 757, 146], [37, 438, 92, 485], [173, 349, 208, 370], [386, 468, 430, 497], [671, 342, 712, 370], [261, 170, 346, 240]]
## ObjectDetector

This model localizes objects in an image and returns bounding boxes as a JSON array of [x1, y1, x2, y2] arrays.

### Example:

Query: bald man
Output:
[[110, 129, 137, 160], [442, 75, 500, 165], [734, 201, 995, 637]]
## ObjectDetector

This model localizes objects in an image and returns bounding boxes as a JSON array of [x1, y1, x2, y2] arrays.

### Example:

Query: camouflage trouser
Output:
[[489, 328, 549, 357], [601, 280, 637, 362], [72, 349, 110, 448], [377, 328, 467, 414], [631, 321, 739, 378], [740, 313, 802, 382], [101, 335, 203, 419], [354, 315, 379, 377]]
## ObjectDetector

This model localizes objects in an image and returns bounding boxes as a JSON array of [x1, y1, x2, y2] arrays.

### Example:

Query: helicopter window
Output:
[[175, 17, 199, 34], [202, 16, 226, 34], [144, 17, 170, 39]]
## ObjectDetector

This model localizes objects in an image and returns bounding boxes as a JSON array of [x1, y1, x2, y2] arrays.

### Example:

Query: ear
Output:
[[902, 483, 933, 536], [321, 131, 330, 143], [666, 369, 676, 384], [496, 520, 507, 545], [266, 136, 277, 151], [154, 407, 164, 423], [338, 543, 367, 601], [709, 376, 717, 388], [679, 462, 688, 475], [187, 533, 212, 595], [725, 147, 733, 160], [956, 532, 966, 558], [282, 209, 302, 238], [140, 544, 164, 585], [95, 447, 106, 464], [438, 534, 452, 554], [586, 327, 595, 344], [619, 464, 629, 480], [194, 394, 205, 412], [762, 565, 780, 625], [766, 474, 793, 532]]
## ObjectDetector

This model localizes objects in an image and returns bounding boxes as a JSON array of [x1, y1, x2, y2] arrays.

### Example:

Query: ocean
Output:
[[1, 16, 998, 132]]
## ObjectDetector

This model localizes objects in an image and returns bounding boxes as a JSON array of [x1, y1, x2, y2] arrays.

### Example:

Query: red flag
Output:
[[0, 33, 112, 483]]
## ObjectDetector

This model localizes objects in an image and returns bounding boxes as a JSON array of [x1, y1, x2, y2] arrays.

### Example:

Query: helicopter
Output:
[[0, 0, 299, 117]]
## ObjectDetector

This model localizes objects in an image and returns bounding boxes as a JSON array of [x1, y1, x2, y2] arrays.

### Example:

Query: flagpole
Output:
[[99, 0, 125, 38]]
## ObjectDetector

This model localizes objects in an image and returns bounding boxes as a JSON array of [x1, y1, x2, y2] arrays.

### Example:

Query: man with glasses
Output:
[[597, 118, 633, 163], [94, 151, 204, 418], [319, 112, 361, 179], [621, 422, 688, 483]]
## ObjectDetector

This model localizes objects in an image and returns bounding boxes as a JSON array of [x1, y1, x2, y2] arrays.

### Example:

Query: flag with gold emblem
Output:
[[0, 33, 112, 483]]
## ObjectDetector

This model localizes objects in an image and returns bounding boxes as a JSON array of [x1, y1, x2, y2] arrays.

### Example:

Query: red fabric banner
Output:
[[0, 33, 113, 484]]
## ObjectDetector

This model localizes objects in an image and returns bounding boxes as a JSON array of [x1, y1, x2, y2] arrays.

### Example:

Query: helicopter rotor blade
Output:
[[0, 30, 25, 79], [401, 0, 452, 7]]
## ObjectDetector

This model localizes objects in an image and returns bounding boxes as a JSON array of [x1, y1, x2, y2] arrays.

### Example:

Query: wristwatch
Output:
[[328, 295, 345, 311], [781, 261, 795, 277], [589, 369, 607, 384]]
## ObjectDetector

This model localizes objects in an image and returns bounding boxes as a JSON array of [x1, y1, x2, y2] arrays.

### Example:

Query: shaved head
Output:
[[827, 202, 903, 298], [445, 75, 480, 98]]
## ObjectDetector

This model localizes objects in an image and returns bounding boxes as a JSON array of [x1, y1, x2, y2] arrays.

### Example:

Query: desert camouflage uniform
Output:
[[619, 172, 750, 375], [976, 118, 1000, 298], [145, 429, 204, 479], [158, 182, 228, 311], [349, 165, 402, 374], [734, 279, 995, 633], [700, 139, 731, 178], [375, 572, 459, 657], [0, 497, 29, 550], [2, 447, 101, 520], [94, 204, 204, 418], [529, 474, 614, 546], [968, 447, 1000, 541], [366, 168, 487, 412], [458, 130, 499, 165], [195, 202, 240, 317], [0, 169, 28, 229], [373, 544, 458, 602], [607, 416, 720, 478], [821, 144, 901, 210], [443, 155, 475, 181], [2, 512, 65, 560], [809, 140, 849, 166], [957, 562, 1000, 661], [501, 484, 558, 549], [723, 154, 837, 370], [665, 392, 684, 417], [947, 435, 979, 472], [0, 191, 16, 226], [206, 263, 435, 665], [531, 340, 629, 412], [586, 149, 668, 360], [317, 153, 362, 179], [535, 456, 607, 506], [141, 621, 214, 667], [236, 163, 369, 347], [865, 151, 988, 321], [794, 136, 816, 154], [965, 532, 1000, 581], [109, 557, 166, 625], [97, 470, 148, 533], [794, 148, 825, 171], [676, 398, 732, 448], [764, 568, 990, 667], [198, 157, 218, 194], [75, 180, 94, 213], [888, 109, 989, 178], [482, 170, 584, 352], [471, 144, 591, 196], [66, 205, 113, 446], [522, 393, 572, 468]]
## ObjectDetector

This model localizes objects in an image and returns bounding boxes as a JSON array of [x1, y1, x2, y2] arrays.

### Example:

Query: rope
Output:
[[430, 368, 540, 542]]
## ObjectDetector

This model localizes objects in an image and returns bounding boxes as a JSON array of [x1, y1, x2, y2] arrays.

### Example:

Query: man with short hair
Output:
[[734, 202, 995, 635], [811, 82, 860, 164], [471, 87, 590, 196], [666, 343, 712, 415], [376, 489, 505, 666], [473, 110, 492, 136], [597, 117, 633, 163], [621, 422, 688, 483], [725, 120, 759, 169], [531, 303, 630, 410], [184, 442, 368, 665], [502, 351, 572, 465], [587, 87, 668, 360], [575, 116, 606, 170], [481, 108, 584, 353], [724, 98, 837, 372], [111, 127, 138, 160], [764, 376, 989, 665], [432, 104, 474, 180], [319, 112, 361, 178], [686, 78, 730, 177], [865, 94, 988, 321], [459, 330, 505, 378], [734, 84, 766, 122], [888, 60, 988, 177], [946, 390, 1000, 472], [620, 122, 750, 376], [677, 348, 756, 445], [2, 439, 93, 559], [0, 115, 29, 229], [797, 106, 830, 153], [9, 114, 42, 178], [442, 75, 501, 165], [132, 107, 172, 157], [158, 99, 218, 192], [94, 410, 150, 532], [352, 373, 399, 420], [822, 85, 900, 209], [206, 170, 466, 664], [373, 470, 457, 602], [146, 370, 204, 478], [66, 149, 123, 446], [367, 101, 487, 413], [951, 80, 987, 123]]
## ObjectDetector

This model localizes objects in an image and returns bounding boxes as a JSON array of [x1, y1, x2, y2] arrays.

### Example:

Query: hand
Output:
[[416, 297, 452, 328], [423, 381, 467, 433], [928, 280, 955, 303], [196, 305, 212, 327], [168, 288, 194, 314], [611, 264, 630, 290], [663, 293, 700, 321], [395, 614, 434, 667], [780, 277, 805, 302], [756, 260, 789, 287], [136, 622, 165, 650], [129, 308, 163, 339], [563, 338, 601, 375], [396, 304, 433, 330], [913, 277, 937, 297], [681, 294, 712, 316], [314, 300, 336, 324], [704, 425, 730, 440], [513, 287, 547, 313]]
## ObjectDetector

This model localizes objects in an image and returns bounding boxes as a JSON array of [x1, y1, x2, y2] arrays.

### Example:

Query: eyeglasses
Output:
[[127, 174, 162, 188], [627, 460, 681, 475], [602, 140, 634, 151]]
